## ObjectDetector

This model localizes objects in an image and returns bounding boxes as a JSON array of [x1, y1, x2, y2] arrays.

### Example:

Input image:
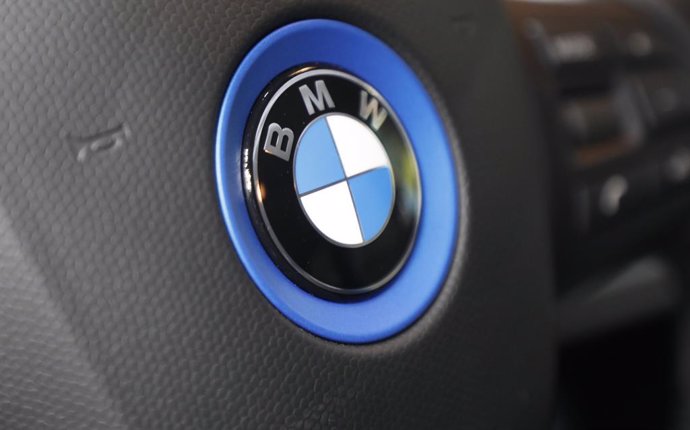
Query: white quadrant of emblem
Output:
[[299, 181, 363, 246], [294, 113, 395, 246], [326, 114, 391, 176]]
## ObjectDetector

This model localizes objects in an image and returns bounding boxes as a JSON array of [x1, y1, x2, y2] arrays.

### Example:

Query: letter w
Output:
[[359, 90, 388, 131]]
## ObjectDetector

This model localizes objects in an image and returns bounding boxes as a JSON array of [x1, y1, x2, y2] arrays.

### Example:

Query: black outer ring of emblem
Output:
[[242, 65, 421, 299]]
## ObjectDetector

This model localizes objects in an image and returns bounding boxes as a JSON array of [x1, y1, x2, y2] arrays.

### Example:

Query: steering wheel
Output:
[[0, 1, 561, 428]]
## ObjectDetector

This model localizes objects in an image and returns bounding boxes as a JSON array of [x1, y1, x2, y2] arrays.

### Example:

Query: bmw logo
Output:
[[243, 67, 421, 297], [216, 20, 459, 343]]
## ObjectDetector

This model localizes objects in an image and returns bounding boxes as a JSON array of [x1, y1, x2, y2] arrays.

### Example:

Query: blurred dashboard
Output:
[[507, 1, 690, 428]]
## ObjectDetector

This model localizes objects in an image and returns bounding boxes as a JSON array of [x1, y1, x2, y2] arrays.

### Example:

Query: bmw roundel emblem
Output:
[[215, 19, 459, 343], [243, 67, 421, 296]]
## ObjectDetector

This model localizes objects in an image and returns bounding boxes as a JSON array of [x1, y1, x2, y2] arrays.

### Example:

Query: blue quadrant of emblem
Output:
[[348, 168, 394, 241], [294, 117, 345, 195]]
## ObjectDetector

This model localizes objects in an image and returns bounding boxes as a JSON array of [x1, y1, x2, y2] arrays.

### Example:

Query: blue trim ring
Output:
[[215, 19, 459, 343]]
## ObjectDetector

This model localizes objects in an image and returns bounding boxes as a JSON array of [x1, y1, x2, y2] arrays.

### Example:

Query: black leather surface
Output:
[[0, 1, 554, 428]]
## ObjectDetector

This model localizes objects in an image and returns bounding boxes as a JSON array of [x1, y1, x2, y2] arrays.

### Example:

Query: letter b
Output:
[[263, 123, 294, 161]]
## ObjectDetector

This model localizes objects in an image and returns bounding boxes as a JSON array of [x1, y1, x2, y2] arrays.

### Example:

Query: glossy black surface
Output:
[[243, 66, 421, 296]]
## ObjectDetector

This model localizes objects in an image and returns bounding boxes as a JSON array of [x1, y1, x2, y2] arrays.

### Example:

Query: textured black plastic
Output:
[[0, 1, 554, 429]]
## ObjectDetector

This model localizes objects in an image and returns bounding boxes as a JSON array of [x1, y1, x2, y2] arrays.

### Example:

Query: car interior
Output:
[[2, 0, 690, 429]]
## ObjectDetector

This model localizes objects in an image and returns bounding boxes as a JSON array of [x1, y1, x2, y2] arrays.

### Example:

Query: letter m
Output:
[[299, 80, 335, 115]]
